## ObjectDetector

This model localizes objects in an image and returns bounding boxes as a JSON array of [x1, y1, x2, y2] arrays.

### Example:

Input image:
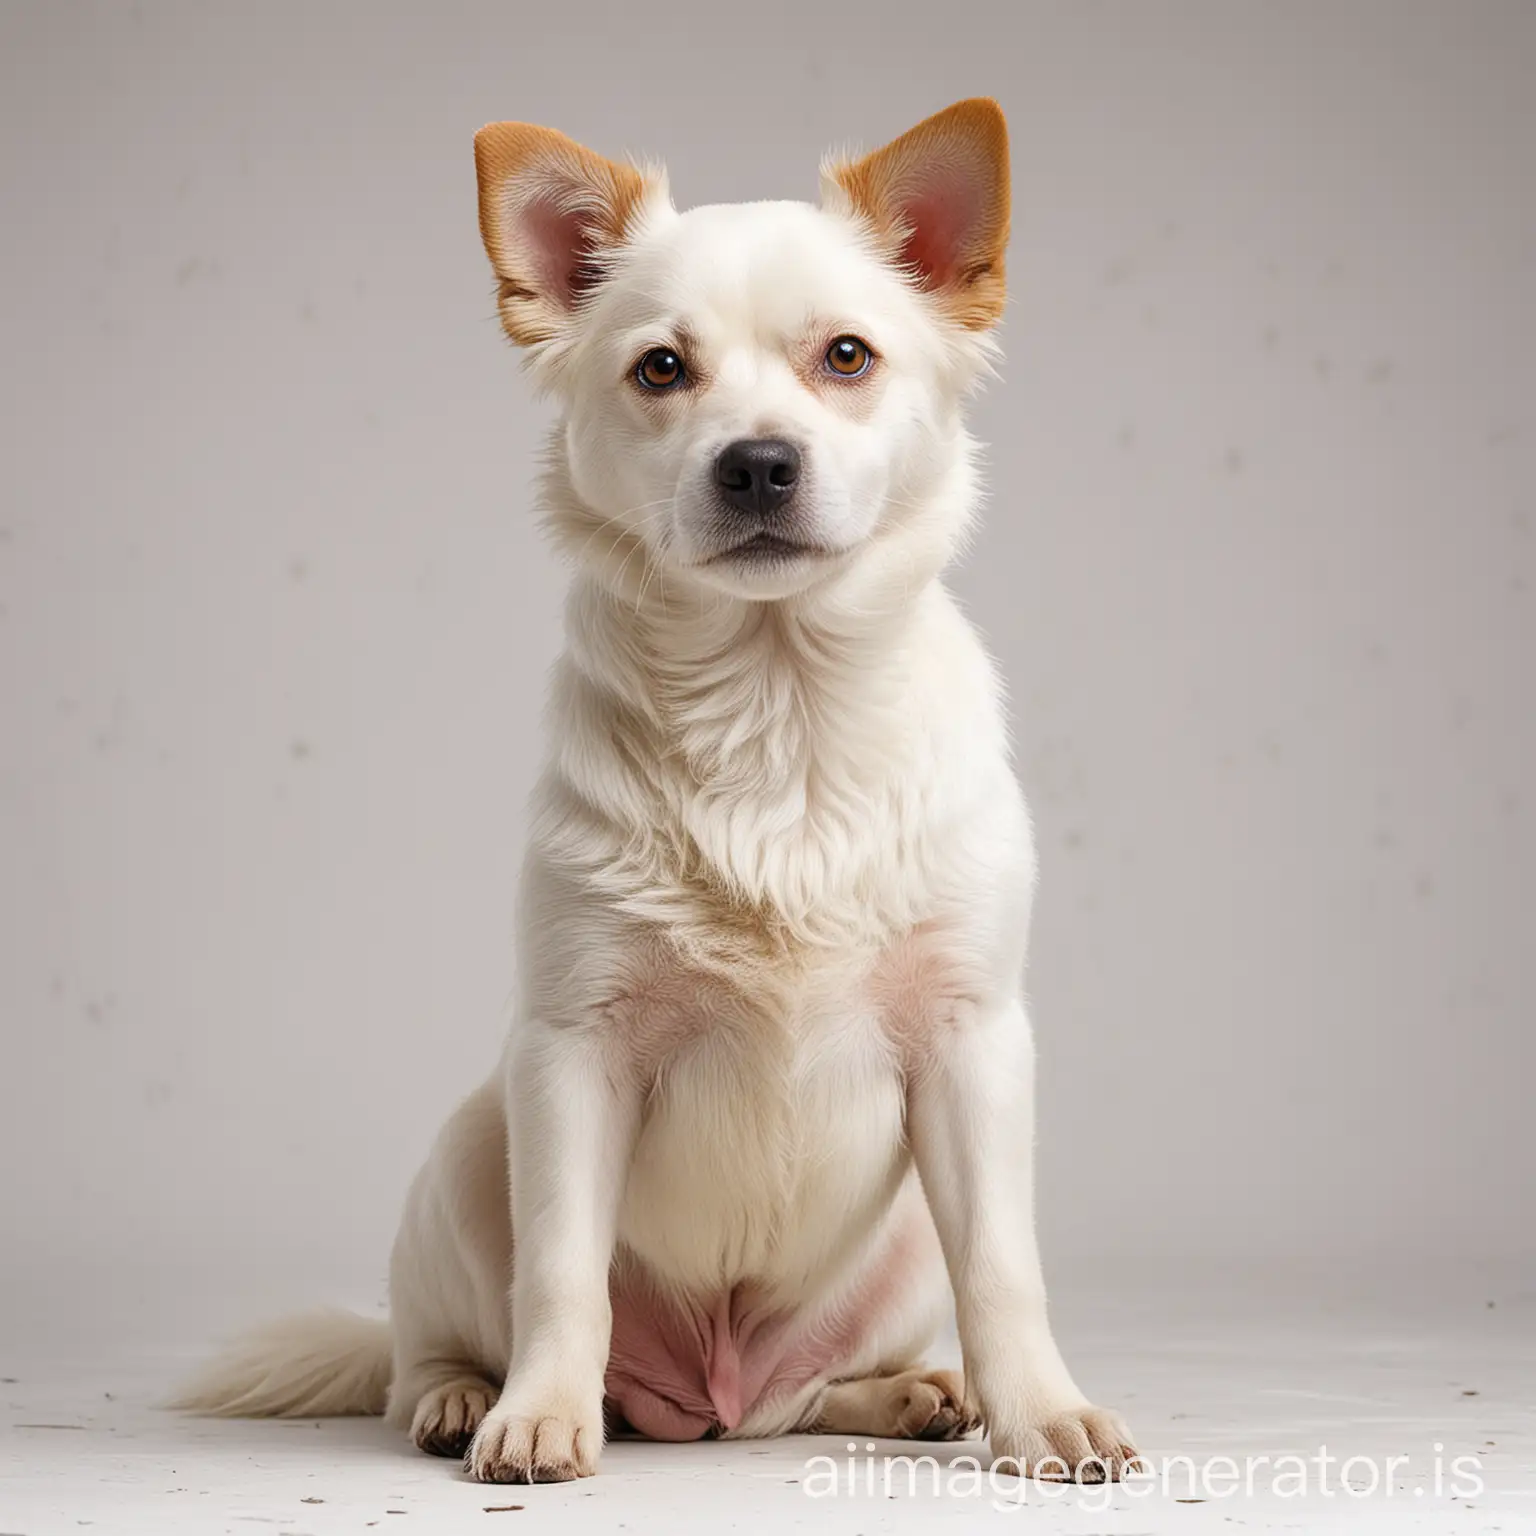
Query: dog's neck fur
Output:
[[535, 458, 982, 965]]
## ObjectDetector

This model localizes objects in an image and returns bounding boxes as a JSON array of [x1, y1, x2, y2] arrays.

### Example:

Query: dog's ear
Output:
[[474, 123, 665, 347], [823, 98, 1010, 331]]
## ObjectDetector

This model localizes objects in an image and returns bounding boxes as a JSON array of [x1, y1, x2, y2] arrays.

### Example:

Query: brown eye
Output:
[[825, 336, 873, 378], [637, 347, 685, 390]]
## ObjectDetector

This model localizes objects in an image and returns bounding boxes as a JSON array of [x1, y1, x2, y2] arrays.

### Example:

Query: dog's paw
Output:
[[463, 1393, 602, 1484], [893, 1369, 981, 1440], [990, 1405, 1140, 1482], [410, 1377, 497, 1459]]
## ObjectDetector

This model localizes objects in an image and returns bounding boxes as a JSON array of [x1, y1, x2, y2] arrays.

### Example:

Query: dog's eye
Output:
[[636, 348, 685, 390], [825, 336, 873, 378]]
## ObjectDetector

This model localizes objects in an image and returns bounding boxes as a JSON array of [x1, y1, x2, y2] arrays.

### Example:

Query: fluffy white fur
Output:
[[174, 100, 1138, 1486]]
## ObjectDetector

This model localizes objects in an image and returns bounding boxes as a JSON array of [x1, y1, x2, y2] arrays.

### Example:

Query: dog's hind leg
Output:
[[397, 1366, 501, 1458], [810, 1368, 979, 1441], [385, 1078, 517, 1459]]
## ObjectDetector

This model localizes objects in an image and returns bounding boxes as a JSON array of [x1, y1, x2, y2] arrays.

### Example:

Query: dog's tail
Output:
[[169, 1309, 393, 1418]]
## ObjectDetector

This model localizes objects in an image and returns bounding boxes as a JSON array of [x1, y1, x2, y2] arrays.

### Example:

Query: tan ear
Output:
[[473, 122, 664, 347], [823, 98, 1010, 331]]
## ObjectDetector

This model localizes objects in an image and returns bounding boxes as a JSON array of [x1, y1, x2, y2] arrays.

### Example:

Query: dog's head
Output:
[[474, 101, 1009, 604]]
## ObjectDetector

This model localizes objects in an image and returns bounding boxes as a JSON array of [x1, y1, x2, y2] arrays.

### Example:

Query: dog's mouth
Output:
[[709, 532, 831, 564]]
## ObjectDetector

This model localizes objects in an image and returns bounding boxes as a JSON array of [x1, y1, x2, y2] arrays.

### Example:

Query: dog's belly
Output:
[[606, 981, 920, 1438], [604, 1185, 933, 1440]]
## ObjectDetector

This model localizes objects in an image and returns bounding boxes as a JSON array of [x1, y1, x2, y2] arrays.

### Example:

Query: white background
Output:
[[1, 1, 1532, 1352]]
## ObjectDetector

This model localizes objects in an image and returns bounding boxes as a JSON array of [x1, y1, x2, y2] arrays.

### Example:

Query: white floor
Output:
[[2, 1261, 1532, 1534]]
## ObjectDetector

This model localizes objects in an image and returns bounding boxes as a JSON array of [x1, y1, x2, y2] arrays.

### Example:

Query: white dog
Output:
[[176, 98, 1138, 1486]]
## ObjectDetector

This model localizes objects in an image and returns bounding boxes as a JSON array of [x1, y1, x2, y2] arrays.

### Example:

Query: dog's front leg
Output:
[[464, 1022, 638, 1484], [908, 997, 1138, 1481]]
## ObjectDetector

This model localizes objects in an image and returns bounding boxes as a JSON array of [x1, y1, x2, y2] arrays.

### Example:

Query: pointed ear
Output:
[[822, 98, 1010, 331], [473, 122, 666, 347]]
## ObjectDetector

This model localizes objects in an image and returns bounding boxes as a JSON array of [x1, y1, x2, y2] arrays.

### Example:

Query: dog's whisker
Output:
[[568, 499, 677, 573]]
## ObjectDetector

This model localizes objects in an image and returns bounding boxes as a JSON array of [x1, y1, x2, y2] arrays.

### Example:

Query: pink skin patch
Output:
[[603, 1211, 927, 1441], [605, 1273, 783, 1440], [867, 919, 986, 1066], [898, 187, 980, 289]]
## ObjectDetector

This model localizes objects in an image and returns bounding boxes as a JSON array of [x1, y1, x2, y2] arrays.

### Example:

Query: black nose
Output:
[[714, 438, 802, 516]]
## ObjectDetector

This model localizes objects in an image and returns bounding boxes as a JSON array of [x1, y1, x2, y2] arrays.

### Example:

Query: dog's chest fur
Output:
[[608, 944, 908, 1295], [539, 580, 1010, 955]]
